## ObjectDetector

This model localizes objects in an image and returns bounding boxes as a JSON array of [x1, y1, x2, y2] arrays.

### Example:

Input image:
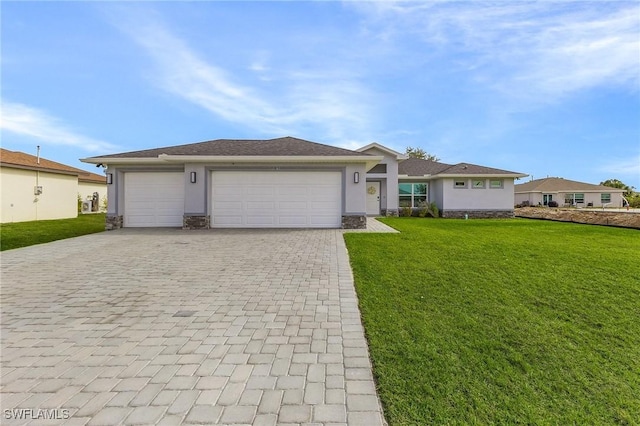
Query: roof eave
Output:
[[357, 143, 408, 160], [437, 173, 529, 178], [82, 155, 384, 169], [0, 163, 80, 176]]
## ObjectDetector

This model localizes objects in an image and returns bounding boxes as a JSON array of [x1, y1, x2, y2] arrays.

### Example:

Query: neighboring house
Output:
[[81, 137, 527, 230], [0, 148, 107, 223], [358, 143, 527, 218], [515, 177, 626, 208]]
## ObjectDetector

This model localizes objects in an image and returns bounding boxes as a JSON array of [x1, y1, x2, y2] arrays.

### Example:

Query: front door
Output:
[[366, 182, 381, 216], [543, 194, 553, 206]]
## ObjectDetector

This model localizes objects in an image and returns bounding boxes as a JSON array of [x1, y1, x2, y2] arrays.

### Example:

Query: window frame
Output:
[[601, 193, 611, 204], [472, 179, 486, 189], [398, 183, 428, 208], [489, 179, 503, 189], [453, 180, 468, 189]]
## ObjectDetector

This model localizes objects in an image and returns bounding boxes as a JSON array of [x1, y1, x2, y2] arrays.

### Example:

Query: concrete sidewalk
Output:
[[1, 229, 385, 425]]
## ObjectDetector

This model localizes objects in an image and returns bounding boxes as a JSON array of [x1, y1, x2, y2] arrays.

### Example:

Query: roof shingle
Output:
[[90, 137, 369, 159], [515, 177, 625, 193], [398, 157, 524, 177]]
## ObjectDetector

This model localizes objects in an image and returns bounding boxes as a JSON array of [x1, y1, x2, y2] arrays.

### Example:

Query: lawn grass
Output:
[[344, 218, 640, 425], [0, 214, 106, 251]]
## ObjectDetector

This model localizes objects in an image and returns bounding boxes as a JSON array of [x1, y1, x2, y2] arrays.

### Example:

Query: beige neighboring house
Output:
[[515, 177, 626, 208], [0, 148, 107, 223]]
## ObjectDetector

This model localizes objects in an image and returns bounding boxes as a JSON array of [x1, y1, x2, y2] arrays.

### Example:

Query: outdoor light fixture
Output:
[[190, 171, 197, 183], [354, 172, 360, 184], [106, 173, 113, 185]]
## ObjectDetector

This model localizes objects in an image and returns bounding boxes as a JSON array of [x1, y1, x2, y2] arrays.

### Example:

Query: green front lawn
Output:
[[0, 214, 106, 251], [344, 218, 640, 425]]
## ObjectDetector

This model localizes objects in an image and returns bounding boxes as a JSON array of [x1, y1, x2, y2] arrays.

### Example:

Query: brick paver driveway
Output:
[[1, 229, 385, 425]]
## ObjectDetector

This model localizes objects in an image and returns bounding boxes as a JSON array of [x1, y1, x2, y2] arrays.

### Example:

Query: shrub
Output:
[[548, 201, 559, 207], [428, 202, 439, 218], [417, 201, 429, 218], [400, 207, 412, 217]]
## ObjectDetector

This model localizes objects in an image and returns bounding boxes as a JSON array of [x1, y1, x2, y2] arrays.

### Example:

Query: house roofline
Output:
[[82, 155, 384, 169], [357, 143, 408, 160], [0, 162, 81, 177]]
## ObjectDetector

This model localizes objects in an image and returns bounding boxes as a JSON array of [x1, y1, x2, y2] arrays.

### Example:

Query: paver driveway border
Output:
[[1, 228, 387, 425]]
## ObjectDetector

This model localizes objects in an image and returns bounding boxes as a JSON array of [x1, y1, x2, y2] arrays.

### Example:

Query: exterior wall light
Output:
[[354, 172, 360, 184], [190, 171, 197, 183], [106, 173, 113, 185]]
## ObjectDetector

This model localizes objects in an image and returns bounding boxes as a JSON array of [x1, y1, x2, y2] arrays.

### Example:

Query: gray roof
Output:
[[399, 157, 524, 177], [398, 157, 452, 176], [515, 177, 625, 193], [91, 137, 368, 159]]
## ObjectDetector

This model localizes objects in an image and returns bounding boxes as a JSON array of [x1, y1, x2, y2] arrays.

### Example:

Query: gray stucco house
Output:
[[81, 137, 526, 229]]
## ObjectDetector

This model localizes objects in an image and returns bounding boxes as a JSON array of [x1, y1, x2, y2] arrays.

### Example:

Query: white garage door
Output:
[[124, 172, 185, 227], [211, 171, 342, 228]]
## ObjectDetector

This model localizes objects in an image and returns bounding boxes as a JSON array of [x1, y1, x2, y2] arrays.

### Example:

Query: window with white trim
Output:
[[489, 179, 503, 189], [472, 179, 485, 189], [399, 183, 427, 207], [564, 193, 585, 205], [601, 193, 611, 204], [453, 180, 467, 189]]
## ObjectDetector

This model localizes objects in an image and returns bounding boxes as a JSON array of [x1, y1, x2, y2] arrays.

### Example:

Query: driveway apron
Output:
[[0, 229, 385, 425]]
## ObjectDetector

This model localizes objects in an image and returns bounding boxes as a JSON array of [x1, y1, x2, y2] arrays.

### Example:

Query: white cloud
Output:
[[0, 101, 118, 152], [598, 155, 640, 180], [353, 2, 640, 102], [109, 9, 377, 144]]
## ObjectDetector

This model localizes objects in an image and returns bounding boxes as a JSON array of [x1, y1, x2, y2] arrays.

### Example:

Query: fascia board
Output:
[[357, 143, 409, 160], [437, 173, 529, 178], [398, 174, 433, 179], [82, 155, 384, 169], [81, 157, 165, 165]]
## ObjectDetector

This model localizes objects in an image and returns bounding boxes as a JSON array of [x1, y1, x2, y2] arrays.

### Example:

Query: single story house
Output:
[[0, 148, 107, 223], [81, 137, 526, 229], [514, 177, 626, 208], [358, 143, 527, 219]]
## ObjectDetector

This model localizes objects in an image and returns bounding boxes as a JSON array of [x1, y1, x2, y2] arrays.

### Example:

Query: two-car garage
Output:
[[123, 170, 342, 228]]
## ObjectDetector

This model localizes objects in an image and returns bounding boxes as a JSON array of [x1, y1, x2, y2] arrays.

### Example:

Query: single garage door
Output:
[[124, 172, 185, 227], [211, 171, 342, 228]]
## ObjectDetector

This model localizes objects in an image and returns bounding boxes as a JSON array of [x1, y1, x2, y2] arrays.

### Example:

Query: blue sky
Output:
[[2, 1, 639, 188]]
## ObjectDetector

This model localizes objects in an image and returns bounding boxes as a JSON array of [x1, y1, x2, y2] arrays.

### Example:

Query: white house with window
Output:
[[358, 143, 527, 218], [515, 177, 625, 208], [81, 137, 526, 230]]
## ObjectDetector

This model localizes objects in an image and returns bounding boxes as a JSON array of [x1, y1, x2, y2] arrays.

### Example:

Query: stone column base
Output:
[[441, 210, 515, 219], [382, 209, 398, 217], [183, 215, 210, 230], [342, 215, 367, 229], [105, 215, 123, 230]]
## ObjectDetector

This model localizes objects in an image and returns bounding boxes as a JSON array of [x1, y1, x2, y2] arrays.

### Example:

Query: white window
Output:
[[454, 180, 467, 189], [601, 193, 611, 203], [489, 179, 503, 189], [472, 179, 485, 189]]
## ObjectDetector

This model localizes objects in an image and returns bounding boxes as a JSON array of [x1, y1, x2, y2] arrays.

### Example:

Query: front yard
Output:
[[0, 214, 105, 251], [344, 218, 640, 425]]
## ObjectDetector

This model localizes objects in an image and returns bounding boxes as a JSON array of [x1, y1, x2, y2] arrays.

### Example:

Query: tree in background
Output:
[[405, 147, 440, 161], [600, 179, 640, 208]]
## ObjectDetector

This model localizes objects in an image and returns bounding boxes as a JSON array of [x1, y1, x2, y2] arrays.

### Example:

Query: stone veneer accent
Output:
[[342, 215, 367, 229], [183, 215, 210, 230], [382, 209, 399, 217], [105, 215, 123, 230], [441, 210, 515, 219]]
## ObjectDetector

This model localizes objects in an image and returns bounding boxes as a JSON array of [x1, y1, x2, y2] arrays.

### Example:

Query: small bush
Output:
[[428, 202, 439, 218], [548, 201, 559, 207], [400, 207, 412, 217]]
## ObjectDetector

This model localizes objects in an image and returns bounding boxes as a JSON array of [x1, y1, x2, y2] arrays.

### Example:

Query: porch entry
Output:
[[366, 182, 381, 216]]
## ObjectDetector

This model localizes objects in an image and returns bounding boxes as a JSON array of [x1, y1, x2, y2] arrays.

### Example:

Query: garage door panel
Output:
[[211, 171, 341, 228], [124, 172, 184, 227]]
